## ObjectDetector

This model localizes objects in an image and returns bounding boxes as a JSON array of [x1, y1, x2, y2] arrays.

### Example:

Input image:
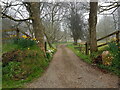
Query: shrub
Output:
[[3, 61, 22, 80], [106, 42, 120, 68], [2, 45, 49, 88], [67, 43, 120, 76], [2, 38, 56, 88], [13, 38, 37, 49]]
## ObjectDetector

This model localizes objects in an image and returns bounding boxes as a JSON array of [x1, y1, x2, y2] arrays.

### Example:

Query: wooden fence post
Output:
[[45, 42, 47, 52], [16, 28, 19, 41], [85, 42, 89, 55], [116, 31, 119, 46]]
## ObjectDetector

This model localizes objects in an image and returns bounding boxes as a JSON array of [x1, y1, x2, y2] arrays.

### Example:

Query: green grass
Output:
[[67, 43, 120, 76], [3, 67, 44, 88], [2, 39, 55, 88], [2, 43, 18, 53], [97, 64, 120, 76], [2, 38, 37, 53], [67, 44, 92, 64], [2, 44, 50, 88], [98, 45, 108, 51]]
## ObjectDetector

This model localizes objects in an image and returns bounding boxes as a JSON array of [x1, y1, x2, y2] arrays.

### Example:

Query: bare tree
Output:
[[1, 1, 46, 52], [42, 2, 68, 43]]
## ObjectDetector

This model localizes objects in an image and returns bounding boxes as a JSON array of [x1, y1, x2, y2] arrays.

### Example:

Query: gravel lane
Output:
[[26, 45, 118, 88]]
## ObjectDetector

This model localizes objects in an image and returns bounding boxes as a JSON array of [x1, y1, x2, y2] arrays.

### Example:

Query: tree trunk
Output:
[[89, 1, 98, 53], [29, 3, 45, 52], [118, 3, 120, 30], [74, 38, 77, 45], [44, 31, 54, 49]]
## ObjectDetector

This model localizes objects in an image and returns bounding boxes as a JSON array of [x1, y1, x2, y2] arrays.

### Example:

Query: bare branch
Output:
[[99, 2, 120, 14], [2, 12, 31, 22]]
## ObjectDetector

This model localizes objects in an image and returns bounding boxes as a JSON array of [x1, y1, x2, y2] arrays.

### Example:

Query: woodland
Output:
[[1, 0, 120, 88]]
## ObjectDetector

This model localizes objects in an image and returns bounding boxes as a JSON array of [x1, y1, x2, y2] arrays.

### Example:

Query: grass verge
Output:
[[67, 44, 92, 64], [67, 44, 120, 76], [2, 39, 56, 88]]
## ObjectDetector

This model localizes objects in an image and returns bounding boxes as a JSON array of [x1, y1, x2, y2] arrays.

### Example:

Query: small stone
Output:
[[99, 76, 102, 79], [78, 77, 82, 79]]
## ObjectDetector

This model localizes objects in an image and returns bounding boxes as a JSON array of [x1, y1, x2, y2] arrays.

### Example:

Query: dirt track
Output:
[[26, 45, 118, 88]]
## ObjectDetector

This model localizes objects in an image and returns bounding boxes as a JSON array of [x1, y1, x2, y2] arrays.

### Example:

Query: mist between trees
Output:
[[1, 0, 120, 53]]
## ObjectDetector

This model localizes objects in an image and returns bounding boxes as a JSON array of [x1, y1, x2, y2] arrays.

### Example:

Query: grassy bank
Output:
[[2, 38, 56, 88], [67, 43, 120, 76], [67, 44, 92, 64]]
